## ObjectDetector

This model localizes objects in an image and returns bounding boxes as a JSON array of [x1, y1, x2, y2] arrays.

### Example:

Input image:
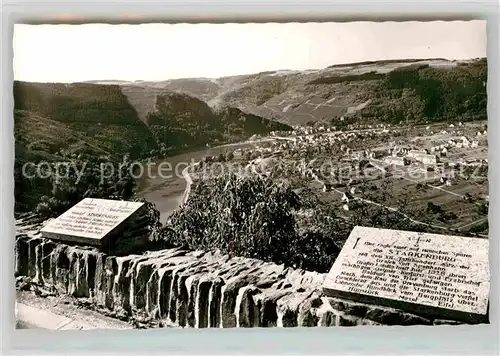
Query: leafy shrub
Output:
[[427, 202, 444, 214], [164, 173, 349, 271], [162, 174, 432, 272], [477, 202, 489, 215], [133, 198, 164, 243], [438, 211, 458, 222], [32, 154, 135, 218]]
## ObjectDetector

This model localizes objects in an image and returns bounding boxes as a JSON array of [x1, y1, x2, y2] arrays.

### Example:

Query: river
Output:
[[135, 139, 274, 222]]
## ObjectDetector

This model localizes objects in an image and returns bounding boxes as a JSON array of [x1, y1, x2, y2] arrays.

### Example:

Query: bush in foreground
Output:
[[164, 174, 350, 271], [164, 174, 354, 272], [163, 174, 463, 272], [33, 154, 136, 218]]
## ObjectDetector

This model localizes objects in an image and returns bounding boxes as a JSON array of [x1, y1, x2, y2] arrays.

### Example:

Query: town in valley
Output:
[[13, 22, 489, 329]]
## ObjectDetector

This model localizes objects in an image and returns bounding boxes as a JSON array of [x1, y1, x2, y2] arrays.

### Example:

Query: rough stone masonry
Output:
[[15, 216, 468, 327]]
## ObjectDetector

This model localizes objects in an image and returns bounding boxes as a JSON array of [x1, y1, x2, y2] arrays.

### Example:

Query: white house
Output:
[[407, 149, 426, 157], [407, 150, 437, 165], [384, 156, 406, 166]]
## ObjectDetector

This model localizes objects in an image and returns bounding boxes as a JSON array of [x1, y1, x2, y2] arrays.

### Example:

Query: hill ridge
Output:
[[13, 81, 291, 161], [70, 57, 487, 127]]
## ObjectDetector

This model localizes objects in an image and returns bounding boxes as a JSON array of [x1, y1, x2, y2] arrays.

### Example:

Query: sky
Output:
[[13, 21, 486, 83]]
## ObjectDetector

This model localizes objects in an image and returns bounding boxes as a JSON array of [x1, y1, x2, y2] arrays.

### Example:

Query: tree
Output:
[[34, 154, 136, 218], [250, 152, 261, 160], [225, 151, 235, 161], [164, 174, 304, 266]]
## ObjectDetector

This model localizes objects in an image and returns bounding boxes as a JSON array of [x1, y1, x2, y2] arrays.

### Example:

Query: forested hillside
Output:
[[13, 81, 290, 212], [133, 58, 487, 126], [358, 59, 487, 124]]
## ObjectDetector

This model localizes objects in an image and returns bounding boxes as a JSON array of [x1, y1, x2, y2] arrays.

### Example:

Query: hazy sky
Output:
[[13, 21, 486, 83]]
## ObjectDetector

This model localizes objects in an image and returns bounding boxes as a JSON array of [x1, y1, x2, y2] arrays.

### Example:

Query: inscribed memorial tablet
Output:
[[40, 198, 144, 246], [323, 226, 489, 323]]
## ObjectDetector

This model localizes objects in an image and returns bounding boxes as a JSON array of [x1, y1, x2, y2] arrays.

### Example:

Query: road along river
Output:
[[135, 139, 278, 222]]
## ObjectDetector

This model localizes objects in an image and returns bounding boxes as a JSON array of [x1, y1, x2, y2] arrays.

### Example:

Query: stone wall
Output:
[[15, 218, 457, 327]]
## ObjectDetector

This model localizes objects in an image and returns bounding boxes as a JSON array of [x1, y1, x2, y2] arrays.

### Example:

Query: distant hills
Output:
[[13, 57, 488, 214], [14, 81, 290, 160], [86, 57, 487, 127], [14, 57, 487, 161]]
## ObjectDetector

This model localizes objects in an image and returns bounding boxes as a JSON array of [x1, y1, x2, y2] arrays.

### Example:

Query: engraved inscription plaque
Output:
[[40, 198, 144, 246], [323, 226, 490, 323]]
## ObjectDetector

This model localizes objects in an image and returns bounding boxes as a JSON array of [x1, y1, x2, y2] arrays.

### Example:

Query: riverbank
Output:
[[181, 165, 193, 205], [135, 136, 286, 222]]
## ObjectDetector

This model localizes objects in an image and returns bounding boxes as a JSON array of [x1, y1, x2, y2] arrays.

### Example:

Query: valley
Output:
[[13, 57, 489, 272]]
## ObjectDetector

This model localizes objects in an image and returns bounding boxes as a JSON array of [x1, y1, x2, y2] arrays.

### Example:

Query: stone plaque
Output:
[[40, 198, 144, 247], [323, 226, 490, 323]]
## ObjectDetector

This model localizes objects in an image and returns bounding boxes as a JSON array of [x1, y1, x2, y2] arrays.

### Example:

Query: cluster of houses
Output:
[[446, 136, 481, 149], [230, 123, 487, 212], [288, 126, 331, 136], [449, 122, 488, 133], [382, 153, 432, 166], [284, 122, 396, 137], [376, 132, 486, 168], [269, 131, 361, 157], [265, 123, 407, 162]]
